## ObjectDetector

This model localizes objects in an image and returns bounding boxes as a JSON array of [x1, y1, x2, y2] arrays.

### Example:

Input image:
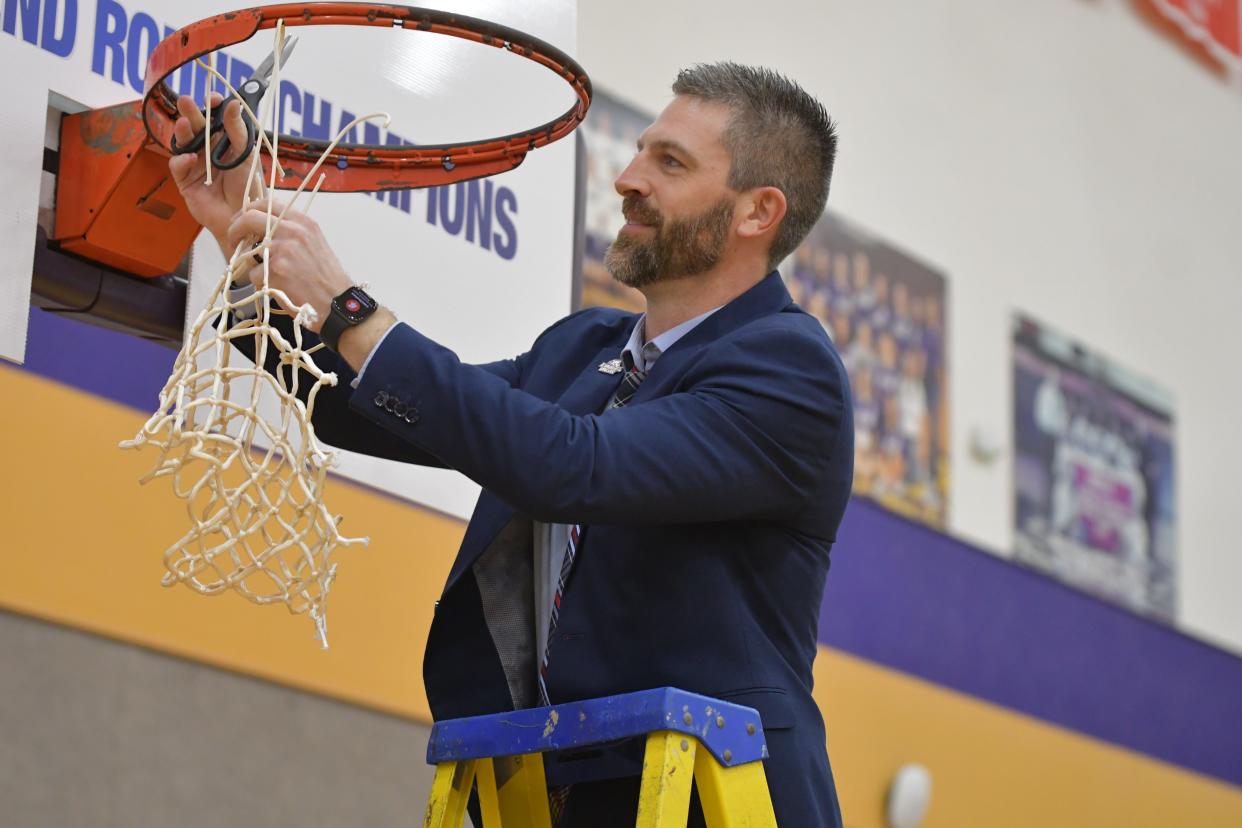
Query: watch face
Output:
[[336, 287, 377, 323]]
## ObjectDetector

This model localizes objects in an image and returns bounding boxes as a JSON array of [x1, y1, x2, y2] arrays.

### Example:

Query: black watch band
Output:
[[320, 286, 379, 353]]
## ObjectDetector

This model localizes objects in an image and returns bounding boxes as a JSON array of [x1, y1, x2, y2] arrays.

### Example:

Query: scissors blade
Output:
[[278, 36, 299, 70], [251, 35, 299, 84]]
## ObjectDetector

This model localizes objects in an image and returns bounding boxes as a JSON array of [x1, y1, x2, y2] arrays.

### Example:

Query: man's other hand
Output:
[[227, 197, 353, 331], [168, 93, 256, 254]]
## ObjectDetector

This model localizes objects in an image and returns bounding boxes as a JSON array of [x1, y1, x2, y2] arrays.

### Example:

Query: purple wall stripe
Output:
[[822, 498, 1242, 787], [14, 307, 175, 413]]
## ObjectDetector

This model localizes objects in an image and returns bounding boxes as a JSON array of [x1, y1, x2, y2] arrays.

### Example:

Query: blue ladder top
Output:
[[426, 687, 769, 768]]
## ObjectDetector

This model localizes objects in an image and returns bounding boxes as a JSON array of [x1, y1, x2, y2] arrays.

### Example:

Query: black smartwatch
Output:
[[320, 285, 379, 353]]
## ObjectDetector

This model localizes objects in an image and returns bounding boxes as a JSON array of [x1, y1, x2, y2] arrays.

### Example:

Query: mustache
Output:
[[621, 196, 662, 227]]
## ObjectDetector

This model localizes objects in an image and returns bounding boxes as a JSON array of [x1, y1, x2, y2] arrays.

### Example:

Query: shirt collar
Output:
[[622, 305, 723, 373]]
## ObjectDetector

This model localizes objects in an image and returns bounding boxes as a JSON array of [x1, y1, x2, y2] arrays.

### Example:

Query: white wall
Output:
[[579, 0, 1242, 654]]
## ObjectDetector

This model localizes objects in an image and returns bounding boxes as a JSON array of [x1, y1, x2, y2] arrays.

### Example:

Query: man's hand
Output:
[[168, 93, 256, 254], [227, 197, 354, 332]]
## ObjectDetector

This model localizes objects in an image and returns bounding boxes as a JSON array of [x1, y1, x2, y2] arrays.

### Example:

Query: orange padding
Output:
[[53, 101, 200, 277]]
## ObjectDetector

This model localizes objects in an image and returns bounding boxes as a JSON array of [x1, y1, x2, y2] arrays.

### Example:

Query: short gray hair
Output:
[[672, 62, 838, 269]]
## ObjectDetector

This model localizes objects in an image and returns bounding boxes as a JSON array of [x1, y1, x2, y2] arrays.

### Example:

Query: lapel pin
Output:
[[597, 358, 624, 375]]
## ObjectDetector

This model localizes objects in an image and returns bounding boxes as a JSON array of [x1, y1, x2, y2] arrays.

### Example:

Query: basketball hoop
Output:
[[141, 3, 593, 192]]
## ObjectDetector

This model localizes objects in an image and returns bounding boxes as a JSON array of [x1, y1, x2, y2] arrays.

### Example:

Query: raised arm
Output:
[[349, 320, 848, 525]]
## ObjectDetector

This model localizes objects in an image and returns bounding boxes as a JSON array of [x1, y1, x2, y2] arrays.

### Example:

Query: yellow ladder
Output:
[[423, 687, 778, 828]]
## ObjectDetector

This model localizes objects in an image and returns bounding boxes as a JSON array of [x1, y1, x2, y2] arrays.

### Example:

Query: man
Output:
[[171, 62, 852, 827]]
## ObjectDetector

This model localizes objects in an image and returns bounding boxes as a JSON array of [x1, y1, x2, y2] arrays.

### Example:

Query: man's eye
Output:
[[662, 155, 683, 168]]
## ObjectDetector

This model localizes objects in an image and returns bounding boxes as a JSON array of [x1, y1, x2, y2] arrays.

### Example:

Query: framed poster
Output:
[[1013, 315, 1177, 620], [787, 216, 950, 527]]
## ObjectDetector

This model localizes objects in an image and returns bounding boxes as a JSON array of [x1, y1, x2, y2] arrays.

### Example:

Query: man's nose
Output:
[[613, 156, 650, 198]]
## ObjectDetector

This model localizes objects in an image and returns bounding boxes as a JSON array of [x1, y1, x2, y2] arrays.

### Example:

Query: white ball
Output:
[[886, 763, 932, 828]]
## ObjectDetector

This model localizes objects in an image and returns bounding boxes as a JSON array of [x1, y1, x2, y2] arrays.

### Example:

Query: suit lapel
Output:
[[672, 270, 793, 351], [443, 324, 635, 594], [624, 271, 793, 406], [555, 344, 631, 414]]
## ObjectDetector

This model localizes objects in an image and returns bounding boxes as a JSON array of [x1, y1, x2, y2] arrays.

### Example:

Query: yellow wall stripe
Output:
[[816, 649, 1242, 826], [1, 366, 460, 721]]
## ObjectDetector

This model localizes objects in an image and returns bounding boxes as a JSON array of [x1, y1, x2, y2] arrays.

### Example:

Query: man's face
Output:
[[605, 96, 738, 289]]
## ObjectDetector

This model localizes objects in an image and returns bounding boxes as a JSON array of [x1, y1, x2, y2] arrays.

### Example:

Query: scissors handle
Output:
[[209, 113, 258, 170], [169, 77, 266, 169]]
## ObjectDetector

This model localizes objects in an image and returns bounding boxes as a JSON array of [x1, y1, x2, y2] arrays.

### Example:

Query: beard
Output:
[[604, 194, 734, 289]]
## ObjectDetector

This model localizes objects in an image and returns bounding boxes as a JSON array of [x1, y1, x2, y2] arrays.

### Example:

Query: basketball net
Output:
[[121, 21, 386, 648]]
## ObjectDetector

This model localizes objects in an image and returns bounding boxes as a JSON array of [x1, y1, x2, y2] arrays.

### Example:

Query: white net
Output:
[[121, 22, 388, 647]]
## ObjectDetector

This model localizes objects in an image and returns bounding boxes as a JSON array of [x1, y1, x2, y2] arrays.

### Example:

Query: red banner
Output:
[[1151, 0, 1241, 60]]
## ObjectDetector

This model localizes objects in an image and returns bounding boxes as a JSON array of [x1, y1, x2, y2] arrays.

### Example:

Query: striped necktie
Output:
[[540, 352, 647, 823], [538, 352, 646, 705]]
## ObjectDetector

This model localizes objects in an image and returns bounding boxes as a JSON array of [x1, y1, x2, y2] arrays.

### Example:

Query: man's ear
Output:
[[736, 186, 787, 242]]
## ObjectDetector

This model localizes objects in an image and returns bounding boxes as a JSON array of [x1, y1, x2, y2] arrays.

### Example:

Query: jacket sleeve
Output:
[[228, 312, 527, 466], [350, 321, 847, 525]]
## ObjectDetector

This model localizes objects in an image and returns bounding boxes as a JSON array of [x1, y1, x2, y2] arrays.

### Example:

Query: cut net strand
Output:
[[122, 20, 388, 647]]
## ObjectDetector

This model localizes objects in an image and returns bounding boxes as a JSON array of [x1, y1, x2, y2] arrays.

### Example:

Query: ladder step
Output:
[[426, 687, 768, 769]]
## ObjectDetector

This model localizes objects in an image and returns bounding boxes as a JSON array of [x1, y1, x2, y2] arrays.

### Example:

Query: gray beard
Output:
[[604, 198, 734, 289], [604, 234, 663, 289]]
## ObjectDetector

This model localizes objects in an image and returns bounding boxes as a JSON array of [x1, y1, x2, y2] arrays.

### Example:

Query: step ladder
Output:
[[423, 687, 779, 828]]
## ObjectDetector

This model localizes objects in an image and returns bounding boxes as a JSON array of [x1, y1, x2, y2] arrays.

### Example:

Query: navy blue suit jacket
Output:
[[249, 272, 853, 826]]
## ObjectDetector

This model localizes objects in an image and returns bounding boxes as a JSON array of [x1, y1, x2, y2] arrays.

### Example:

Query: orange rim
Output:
[[142, 3, 592, 192]]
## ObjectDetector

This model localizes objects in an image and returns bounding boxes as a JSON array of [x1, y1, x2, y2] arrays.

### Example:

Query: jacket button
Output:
[[394, 401, 408, 416], [373, 390, 388, 407], [404, 408, 419, 424]]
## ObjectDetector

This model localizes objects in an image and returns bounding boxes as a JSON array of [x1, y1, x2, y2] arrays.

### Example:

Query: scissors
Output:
[[170, 36, 298, 170]]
